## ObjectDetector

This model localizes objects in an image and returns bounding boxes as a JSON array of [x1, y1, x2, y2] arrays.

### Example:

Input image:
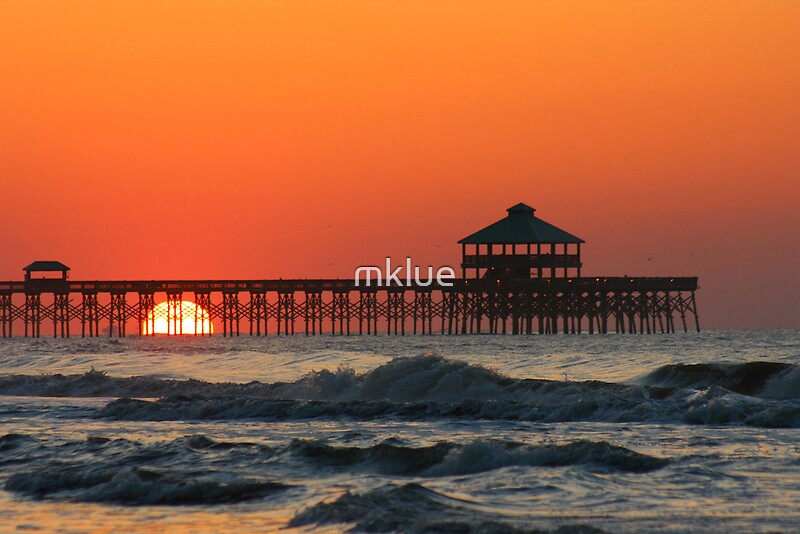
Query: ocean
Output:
[[0, 330, 798, 533]]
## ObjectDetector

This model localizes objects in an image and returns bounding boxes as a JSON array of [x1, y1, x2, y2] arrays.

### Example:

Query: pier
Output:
[[0, 204, 699, 337], [0, 277, 699, 337]]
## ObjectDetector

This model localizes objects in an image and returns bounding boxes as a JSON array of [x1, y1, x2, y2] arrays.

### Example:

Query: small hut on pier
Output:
[[23, 261, 70, 291], [23, 261, 70, 282]]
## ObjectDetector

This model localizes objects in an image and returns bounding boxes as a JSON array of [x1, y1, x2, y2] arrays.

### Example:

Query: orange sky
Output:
[[1, 1, 798, 329]]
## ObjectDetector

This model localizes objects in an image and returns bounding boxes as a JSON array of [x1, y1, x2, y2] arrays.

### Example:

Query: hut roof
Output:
[[458, 203, 584, 245], [23, 261, 70, 272]]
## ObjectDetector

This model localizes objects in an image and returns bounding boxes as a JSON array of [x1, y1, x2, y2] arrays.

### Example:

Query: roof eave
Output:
[[23, 261, 71, 272], [458, 236, 584, 245]]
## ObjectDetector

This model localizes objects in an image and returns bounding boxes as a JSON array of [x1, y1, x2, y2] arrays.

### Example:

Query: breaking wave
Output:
[[0, 356, 633, 402], [96, 391, 800, 428], [3, 355, 800, 427], [636, 362, 800, 399]]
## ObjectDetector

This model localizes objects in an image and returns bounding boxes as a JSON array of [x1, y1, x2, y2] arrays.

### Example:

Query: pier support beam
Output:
[[331, 291, 350, 335], [222, 292, 240, 337], [25, 293, 41, 338], [690, 291, 700, 332], [194, 292, 212, 335], [53, 293, 70, 338], [109, 293, 126, 337], [137, 293, 155, 335], [358, 291, 378, 335], [166, 292, 183, 335], [412, 290, 433, 334], [386, 290, 405, 335], [276, 292, 294, 335], [0, 294, 12, 338], [249, 292, 267, 336], [304, 292, 323, 335], [80, 293, 99, 337], [441, 291, 460, 334]]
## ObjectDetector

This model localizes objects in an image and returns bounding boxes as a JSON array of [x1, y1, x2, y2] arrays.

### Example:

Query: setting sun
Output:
[[142, 300, 214, 335]]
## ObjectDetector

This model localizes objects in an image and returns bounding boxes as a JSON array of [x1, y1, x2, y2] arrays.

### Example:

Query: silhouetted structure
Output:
[[23, 261, 69, 283], [460, 203, 583, 279], [0, 204, 699, 337]]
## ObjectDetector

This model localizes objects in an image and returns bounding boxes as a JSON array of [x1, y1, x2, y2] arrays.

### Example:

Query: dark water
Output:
[[0, 330, 798, 532]]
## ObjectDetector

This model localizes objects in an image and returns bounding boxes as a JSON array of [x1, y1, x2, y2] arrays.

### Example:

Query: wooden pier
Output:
[[0, 203, 700, 337], [0, 277, 699, 337]]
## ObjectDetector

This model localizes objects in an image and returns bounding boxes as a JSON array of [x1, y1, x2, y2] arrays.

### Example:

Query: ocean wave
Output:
[[0, 369, 280, 398], [635, 362, 799, 399], [4, 355, 800, 427], [1, 431, 663, 509], [5, 465, 289, 505], [0, 432, 41, 453], [289, 482, 606, 533], [0, 356, 641, 403], [1, 433, 287, 505], [96, 394, 652, 423], [96, 387, 800, 428], [7, 355, 795, 402], [286, 438, 669, 476]]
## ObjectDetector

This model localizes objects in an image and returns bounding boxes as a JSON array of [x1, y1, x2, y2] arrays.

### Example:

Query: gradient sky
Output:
[[1, 1, 798, 329]]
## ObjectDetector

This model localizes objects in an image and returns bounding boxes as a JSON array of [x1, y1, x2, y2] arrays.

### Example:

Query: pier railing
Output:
[[461, 253, 581, 269], [0, 276, 696, 293]]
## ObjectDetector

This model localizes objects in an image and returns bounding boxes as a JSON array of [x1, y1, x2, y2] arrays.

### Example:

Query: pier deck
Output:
[[0, 276, 699, 337]]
